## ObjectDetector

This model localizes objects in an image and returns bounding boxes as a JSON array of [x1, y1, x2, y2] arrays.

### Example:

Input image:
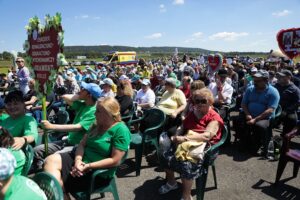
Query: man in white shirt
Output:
[[135, 79, 156, 110]]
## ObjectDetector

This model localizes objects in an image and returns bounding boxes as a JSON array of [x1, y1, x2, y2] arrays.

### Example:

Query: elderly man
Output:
[[15, 57, 30, 95], [275, 70, 300, 133], [236, 70, 280, 156]]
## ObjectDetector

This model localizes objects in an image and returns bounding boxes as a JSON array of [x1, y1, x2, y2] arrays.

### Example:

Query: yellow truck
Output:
[[101, 51, 138, 66]]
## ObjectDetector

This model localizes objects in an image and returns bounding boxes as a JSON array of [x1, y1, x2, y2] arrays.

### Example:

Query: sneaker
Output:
[[158, 182, 178, 194]]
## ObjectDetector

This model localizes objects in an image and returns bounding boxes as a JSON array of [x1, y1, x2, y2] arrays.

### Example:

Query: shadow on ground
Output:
[[252, 179, 300, 200]]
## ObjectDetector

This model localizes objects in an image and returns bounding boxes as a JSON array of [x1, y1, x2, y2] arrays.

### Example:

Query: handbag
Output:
[[158, 132, 171, 154]]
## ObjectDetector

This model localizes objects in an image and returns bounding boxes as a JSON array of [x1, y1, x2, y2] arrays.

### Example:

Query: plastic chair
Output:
[[32, 172, 64, 200], [21, 144, 34, 176], [195, 126, 228, 200], [71, 152, 128, 200], [128, 108, 166, 176], [37, 109, 70, 145], [275, 128, 300, 184], [121, 103, 136, 127]]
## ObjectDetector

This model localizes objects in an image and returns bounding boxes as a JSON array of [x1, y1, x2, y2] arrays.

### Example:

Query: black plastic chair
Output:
[[195, 126, 228, 200], [275, 128, 300, 184]]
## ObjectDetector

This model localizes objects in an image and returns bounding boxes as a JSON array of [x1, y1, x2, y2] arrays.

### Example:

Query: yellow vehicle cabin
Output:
[[102, 51, 138, 66]]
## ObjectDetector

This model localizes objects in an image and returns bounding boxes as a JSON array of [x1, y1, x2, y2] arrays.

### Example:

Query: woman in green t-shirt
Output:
[[44, 97, 131, 197]]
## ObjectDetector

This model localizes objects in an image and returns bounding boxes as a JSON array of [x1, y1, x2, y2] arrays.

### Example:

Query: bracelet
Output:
[[23, 137, 27, 145]]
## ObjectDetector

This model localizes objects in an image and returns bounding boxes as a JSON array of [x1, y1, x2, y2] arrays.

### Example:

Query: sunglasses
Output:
[[194, 98, 208, 105], [16, 61, 23, 63]]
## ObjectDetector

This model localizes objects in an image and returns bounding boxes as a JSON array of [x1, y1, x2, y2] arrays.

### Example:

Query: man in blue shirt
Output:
[[236, 70, 280, 156]]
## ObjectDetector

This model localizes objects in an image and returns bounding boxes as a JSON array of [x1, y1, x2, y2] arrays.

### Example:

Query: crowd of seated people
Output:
[[1, 55, 300, 199]]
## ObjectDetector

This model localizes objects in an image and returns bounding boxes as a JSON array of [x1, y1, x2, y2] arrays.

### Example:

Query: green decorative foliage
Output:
[[25, 13, 64, 95]]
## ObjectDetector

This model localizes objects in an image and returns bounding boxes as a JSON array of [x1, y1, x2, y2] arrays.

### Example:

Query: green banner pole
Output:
[[42, 95, 48, 157]]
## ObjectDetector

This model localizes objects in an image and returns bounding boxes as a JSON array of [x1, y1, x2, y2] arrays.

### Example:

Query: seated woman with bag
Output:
[[43, 97, 131, 199], [158, 88, 224, 200]]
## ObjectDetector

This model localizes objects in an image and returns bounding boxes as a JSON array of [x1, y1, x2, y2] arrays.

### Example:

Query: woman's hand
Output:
[[12, 137, 26, 150], [171, 135, 187, 144], [70, 160, 90, 177]]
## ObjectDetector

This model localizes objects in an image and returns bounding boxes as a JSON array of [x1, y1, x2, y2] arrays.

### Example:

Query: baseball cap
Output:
[[131, 75, 140, 83], [141, 79, 151, 86], [103, 78, 114, 86], [253, 70, 269, 79], [80, 82, 101, 99], [0, 148, 16, 180], [119, 74, 129, 81], [217, 69, 228, 77], [250, 67, 258, 73], [165, 77, 177, 87], [277, 69, 293, 77]]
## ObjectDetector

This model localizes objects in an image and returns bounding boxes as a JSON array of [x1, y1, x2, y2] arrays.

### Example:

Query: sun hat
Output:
[[0, 148, 16, 180]]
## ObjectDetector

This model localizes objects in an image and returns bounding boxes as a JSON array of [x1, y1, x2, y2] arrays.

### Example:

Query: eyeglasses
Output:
[[16, 61, 23, 63], [194, 98, 208, 105]]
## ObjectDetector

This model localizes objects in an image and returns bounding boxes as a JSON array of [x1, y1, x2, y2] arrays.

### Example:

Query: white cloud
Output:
[[192, 32, 203, 38], [75, 15, 89, 19], [145, 33, 163, 39], [173, 0, 184, 5], [272, 10, 292, 17], [93, 16, 101, 20], [184, 32, 204, 43], [209, 32, 249, 41], [159, 4, 167, 13]]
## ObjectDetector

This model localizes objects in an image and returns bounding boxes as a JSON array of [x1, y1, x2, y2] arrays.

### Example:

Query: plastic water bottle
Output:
[[267, 140, 275, 160]]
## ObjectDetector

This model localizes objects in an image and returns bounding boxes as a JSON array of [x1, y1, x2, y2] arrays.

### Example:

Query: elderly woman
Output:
[[159, 88, 224, 200], [157, 77, 187, 136], [43, 97, 131, 198], [181, 80, 205, 120]]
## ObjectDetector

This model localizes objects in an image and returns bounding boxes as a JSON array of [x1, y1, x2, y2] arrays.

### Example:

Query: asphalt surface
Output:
[[83, 128, 300, 200]]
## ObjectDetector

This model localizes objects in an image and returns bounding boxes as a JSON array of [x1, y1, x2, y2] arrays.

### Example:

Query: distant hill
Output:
[[63, 45, 267, 59]]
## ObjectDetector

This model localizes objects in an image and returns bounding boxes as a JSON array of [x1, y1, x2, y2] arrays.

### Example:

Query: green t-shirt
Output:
[[0, 113, 9, 126], [67, 101, 96, 145], [83, 122, 131, 178], [9, 148, 26, 176], [4, 175, 47, 200], [2, 115, 38, 144]]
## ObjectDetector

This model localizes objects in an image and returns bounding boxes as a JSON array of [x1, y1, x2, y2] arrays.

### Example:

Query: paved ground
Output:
[[86, 128, 300, 200]]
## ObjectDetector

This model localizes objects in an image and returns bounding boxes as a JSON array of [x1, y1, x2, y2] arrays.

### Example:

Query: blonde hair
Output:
[[97, 97, 121, 122], [190, 80, 205, 91], [119, 80, 134, 98], [192, 88, 214, 105]]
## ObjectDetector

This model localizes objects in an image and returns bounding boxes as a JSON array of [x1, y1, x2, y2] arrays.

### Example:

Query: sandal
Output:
[[158, 182, 178, 194]]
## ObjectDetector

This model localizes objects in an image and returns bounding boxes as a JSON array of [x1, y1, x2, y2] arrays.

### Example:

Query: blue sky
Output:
[[0, 0, 299, 53]]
